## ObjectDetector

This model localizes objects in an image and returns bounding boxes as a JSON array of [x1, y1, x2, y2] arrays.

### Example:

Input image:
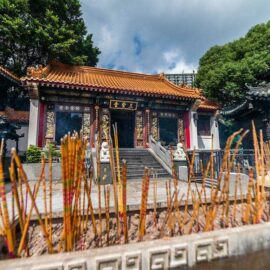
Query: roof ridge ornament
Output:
[[159, 72, 165, 80], [26, 65, 46, 78]]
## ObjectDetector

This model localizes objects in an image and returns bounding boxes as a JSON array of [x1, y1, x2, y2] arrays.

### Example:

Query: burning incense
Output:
[[49, 146, 53, 245], [122, 160, 128, 243], [0, 147, 14, 254], [42, 166, 48, 230], [17, 155, 46, 256], [97, 182, 102, 241], [153, 177, 157, 226], [113, 124, 123, 235], [105, 185, 110, 245], [138, 168, 150, 241], [107, 135, 120, 235]]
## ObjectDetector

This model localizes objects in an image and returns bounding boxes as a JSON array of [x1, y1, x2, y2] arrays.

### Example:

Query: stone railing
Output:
[[148, 135, 172, 175]]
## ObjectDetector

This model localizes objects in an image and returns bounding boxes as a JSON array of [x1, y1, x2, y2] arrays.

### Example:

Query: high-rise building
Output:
[[165, 72, 196, 87]]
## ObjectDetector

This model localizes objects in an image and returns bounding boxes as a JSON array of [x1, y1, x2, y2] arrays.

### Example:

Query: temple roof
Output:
[[246, 83, 270, 100], [22, 61, 203, 100], [0, 107, 29, 123], [0, 66, 20, 85], [198, 100, 219, 111]]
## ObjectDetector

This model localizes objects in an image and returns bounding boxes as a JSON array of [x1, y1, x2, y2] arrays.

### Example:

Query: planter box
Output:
[[1, 222, 270, 269], [22, 162, 61, 181]]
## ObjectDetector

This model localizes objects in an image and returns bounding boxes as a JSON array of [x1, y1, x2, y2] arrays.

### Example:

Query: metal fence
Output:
[[187, 149, 256, 178]]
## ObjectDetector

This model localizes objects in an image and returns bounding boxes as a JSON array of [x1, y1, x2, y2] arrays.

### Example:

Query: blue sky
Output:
[[81, 0, 270, 74]]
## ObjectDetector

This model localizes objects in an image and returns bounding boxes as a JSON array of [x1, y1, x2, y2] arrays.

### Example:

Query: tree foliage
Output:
[[196, 21, 270, 105], [0, 0, 101, 75]]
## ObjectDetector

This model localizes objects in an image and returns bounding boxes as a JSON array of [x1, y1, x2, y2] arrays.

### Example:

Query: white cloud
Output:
[[81, 0, 270, 74]]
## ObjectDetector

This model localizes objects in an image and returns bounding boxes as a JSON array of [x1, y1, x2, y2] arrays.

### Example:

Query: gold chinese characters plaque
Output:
[[109, 99, 138, 111]]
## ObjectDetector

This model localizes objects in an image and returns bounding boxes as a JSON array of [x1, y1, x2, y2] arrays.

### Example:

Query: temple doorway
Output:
[[111, 110, 135, 148], [159, 117, 178, 146]]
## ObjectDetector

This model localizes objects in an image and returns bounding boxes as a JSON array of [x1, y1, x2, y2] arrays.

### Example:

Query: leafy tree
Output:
[[196, 21, 270, 105], [0, 0, 101, 75]]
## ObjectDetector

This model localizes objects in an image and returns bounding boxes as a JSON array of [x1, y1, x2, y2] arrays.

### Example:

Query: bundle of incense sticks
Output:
[[60, 132, 88, 251], [138, 168, 150, 241]]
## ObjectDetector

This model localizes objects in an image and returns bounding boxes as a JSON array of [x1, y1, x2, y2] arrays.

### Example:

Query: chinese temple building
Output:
[[221, 83, 270, 146], [21, 61, 220, 150]]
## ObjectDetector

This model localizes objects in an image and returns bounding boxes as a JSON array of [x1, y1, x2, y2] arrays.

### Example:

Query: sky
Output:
[[81, 0, 270, 74]]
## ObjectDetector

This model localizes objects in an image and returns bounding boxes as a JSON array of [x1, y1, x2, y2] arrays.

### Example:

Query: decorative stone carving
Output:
[[151, 113, 159, 141], [170, 244, 188, 268], [136, 111, 143, 146], [195, 238, 229, 263], [149, 248, 170, 270], [96, 256, 121, 270], [67, 261, 87, 270], [45, 110, 55, 145], [125, 252, 142, 270], [213, 238, 229, 259], [100, 141, 110, 163], [195, 241, 212, 262], [173, 143, 186, 161], [178, 117, 185, 143], [146, 109, 150, 137], [33, 264, 64, 270], [101, 110, 110, 140], [82, 113, 91, 138]]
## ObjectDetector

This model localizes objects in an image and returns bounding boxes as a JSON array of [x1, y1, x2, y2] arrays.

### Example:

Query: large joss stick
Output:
[[42, 163, 48, 230], [97, 182, 102, 241], [83, 174, 97, 237], [48, 148, 53, 244], [0, 141, 14, 254], [107, 135, 120, 234], [17, 155, 46, 256], [9, 159, 24, 233], [122, 160, 128, 243], [138, 168, 150, 241], [105, 185, 110, 245], [153, 177, 157, 226], [113, 124, 123, 226]]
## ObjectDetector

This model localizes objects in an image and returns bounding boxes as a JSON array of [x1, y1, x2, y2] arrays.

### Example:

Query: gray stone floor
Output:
[[3, 173, 249, 225]]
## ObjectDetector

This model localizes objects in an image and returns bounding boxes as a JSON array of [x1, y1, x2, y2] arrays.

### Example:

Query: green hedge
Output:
[[26, 144, 61, 163], [26, 145, 41, 163]]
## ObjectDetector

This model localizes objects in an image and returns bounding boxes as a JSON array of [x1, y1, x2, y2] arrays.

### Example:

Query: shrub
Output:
[[42, 143, 61, 160], [26, 145, 41, 163]]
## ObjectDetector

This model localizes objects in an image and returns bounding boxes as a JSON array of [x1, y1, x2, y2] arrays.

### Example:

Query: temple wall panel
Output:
[[151, 111, 159, 141], [45, 106, 55, 146], [82, 112, 91, 139], [135, 111, 144, 147], [177, 114, 185, 144], [100, 108, 110, 141]]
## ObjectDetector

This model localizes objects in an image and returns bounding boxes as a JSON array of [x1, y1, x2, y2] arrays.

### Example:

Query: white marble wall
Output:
[[27, 99, 39, 147]]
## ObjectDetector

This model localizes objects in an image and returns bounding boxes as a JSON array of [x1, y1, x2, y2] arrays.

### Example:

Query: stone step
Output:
[[113, 148, 171, 179], [125, 172, 170, 179], [115, 163, 160, 169]]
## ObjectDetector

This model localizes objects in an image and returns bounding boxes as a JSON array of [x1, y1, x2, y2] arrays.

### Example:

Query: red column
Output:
[[37, 102, 45, 147], [184, 111, 190, 149]]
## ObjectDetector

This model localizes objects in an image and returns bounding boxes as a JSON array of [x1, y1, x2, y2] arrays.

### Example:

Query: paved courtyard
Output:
[[3, 173, 249, 222]]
